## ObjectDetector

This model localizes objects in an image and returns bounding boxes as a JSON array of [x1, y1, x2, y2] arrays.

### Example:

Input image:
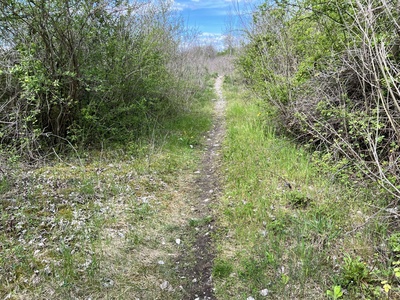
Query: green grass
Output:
[[0, 81, 215, 299], [2, 75, 399, 299], [214, 79, 400, 299], [213, 259, 234, 279]]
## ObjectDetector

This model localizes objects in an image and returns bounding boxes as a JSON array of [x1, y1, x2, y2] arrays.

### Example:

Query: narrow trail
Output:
[[179, 76, 226, 299]]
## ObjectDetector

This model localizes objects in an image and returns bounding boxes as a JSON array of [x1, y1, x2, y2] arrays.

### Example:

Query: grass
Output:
[[0, 81, 215, 299], [2, 74, 400, 299], [213, 78, 400, 299]]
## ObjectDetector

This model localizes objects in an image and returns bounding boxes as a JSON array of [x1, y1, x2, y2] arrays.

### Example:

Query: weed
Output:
[[389, 232, 400, 253], [189, 216, 213, 227], [339, 255, 370, 287], [213, 259, 233, 279], [285, 190, 311, 209], [0, 177, 10, 194], [326, 285, 344, 299], [238, 257, 264, 281]]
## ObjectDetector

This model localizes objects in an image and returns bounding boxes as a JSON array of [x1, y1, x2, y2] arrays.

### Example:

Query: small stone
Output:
[[247, 297, 255, 300], [102, 278, 114, 288], [160, 280, 169, 290], [140, 197, 149, 204], [192, 278, 197, 283], [158, 260, 165, 265], [176, 239, 181, 245], [260, 289, 269, 296]]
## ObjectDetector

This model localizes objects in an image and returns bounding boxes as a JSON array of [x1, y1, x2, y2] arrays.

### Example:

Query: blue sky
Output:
[[173, 0, 233, 34], [172, 0, 255, 49]]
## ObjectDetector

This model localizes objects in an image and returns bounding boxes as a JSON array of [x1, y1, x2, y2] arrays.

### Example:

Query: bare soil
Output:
[[177, 76, 226, 299]]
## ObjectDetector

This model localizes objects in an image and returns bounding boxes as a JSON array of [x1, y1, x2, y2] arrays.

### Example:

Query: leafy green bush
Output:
[[0, 0, 211, 157], [237, 0, 400, 200]]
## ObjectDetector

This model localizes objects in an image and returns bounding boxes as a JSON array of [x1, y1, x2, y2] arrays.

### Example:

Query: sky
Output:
[[171, 0, 257, 49]]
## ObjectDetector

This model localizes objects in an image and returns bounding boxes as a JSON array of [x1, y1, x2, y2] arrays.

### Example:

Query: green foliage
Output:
[[0, 81, 214, 298], [238, 0, 400, 201], [285, 190, 311, 209], [339, 255, 370, 287], [0, 177, 10, 194], [326, 285, 343, 299], [189, 216, 213, 227], [389, 233, 400, 253], [213, 259, 233, 279], [0, 0, 210, 157], [213, 80, 400, 299]]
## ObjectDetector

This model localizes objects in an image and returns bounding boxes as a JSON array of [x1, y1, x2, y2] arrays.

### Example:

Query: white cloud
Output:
[[172, 0, 260, 11], [170, 0, 189, 11], [198, 32, 226, 49], [173, 0, 230, 10]]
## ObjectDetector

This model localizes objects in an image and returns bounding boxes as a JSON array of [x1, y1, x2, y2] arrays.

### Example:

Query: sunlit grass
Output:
[[214, 79, 397, 299]]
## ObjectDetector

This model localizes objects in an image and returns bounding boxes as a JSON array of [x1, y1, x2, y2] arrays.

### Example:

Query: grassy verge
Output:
[[0, 82, 215, 299], [213, 79, 400, 299]]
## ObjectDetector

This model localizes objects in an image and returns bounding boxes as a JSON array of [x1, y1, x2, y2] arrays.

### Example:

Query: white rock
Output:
[[160, 280, 169, 290], [102, 278, 114, 288], [158, 260, 165, 265], [247, 297, 255, 300], [176, 239, 181, 245], [260, 288, 269, 296]]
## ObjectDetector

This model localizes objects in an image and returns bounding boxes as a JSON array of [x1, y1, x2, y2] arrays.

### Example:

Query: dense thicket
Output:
[[238, 0, 400, 200], [0, 0, 210, 158]]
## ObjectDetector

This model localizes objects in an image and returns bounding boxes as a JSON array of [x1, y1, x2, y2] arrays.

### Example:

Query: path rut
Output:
[[178, 76, 226, 299]]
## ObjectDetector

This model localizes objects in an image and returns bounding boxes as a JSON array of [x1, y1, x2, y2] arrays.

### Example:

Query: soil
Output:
[[177, 76, 226, 299]]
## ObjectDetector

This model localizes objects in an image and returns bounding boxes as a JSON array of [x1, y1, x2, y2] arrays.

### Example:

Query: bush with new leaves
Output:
[[0, 0, 211, 157], [238, 0, 400, 200]]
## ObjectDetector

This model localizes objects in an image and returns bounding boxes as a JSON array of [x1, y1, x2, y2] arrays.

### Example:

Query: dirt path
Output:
[[178, 76, 226, 299]]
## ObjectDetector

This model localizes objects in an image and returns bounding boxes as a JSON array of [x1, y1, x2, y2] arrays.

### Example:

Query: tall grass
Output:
[[214, 78, 398, 299]]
